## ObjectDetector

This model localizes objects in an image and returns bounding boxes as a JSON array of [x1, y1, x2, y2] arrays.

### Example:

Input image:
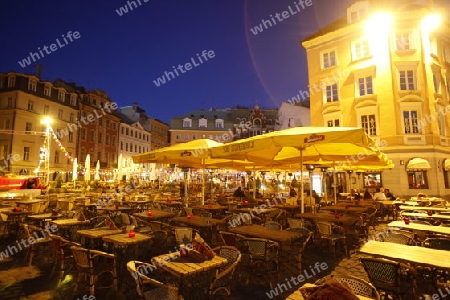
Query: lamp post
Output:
[[321, 167, 328, 201], [40, 117, 53, 187], [347, 170, 353, 193]]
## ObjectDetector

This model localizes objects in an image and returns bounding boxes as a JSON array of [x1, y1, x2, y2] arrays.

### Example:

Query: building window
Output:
[[58, 109, 63, 119], [8, 76, 15, 87], [215, 119, 224, 128], [176, 134, 180, 140], [321, 50, 336, 69], [70, 94, 77, 106], [54, 151, 60, 164], [98, 133, 102, 143], [106, 134, 110, 145], [126, 143, 128, 151], [7, 97, 13, 108], [361, 114, 377, 136], [130, 143, 133, 152], [80, 148, 85, 162], [69, 113, 74, 123], [396, 33, 416, 51], [403, 110, 420, 134], [399, 70, 416, 90], [0, 77, 5, 89], [28, 79, 37, 91], [352, 39, 370, 60], [325, 84, 338, 102], [80, 128, 86, 140], [358, 76, 373, 97], [23, 147, 30, 161], [44, 86, 51, 97], [25, 122, 32, 133], [199, 118, 207, 128], [184, 134, 189, 140], [58, 90, 65, 102], [112, 136, 116, 146], [183, 118, 192, 128], [106, 119, 110, 128], [192, 134, 197, 140], [126, 128, 129, 135], [327, 119, 340, 127], [89, 131, 94, 142], [407, 171, 428, 189], [27, 100, 34, 111], [121, 141, 123, 150], [68, 131, 74, 143], [44, 105, 49, 115], [135, 144, 137, 152]]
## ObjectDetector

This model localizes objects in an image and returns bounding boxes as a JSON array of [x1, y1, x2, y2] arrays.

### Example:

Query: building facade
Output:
[[302, 0, 450, 197], [0, 72, 78, 180]]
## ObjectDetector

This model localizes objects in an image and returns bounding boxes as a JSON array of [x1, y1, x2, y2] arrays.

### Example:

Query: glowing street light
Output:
[[421, 14, 441, 32]]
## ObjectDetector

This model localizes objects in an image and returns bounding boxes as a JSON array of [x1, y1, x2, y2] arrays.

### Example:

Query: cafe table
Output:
[[27, 212, 63, 226], [151, 251, 228, 300], [359, 240, 450, 270], [50, 218, 90, 241], [387, 220, 450, 236], [96, 206, 135, 216], [320, 205, 368, 213], [192, 204, 227, 218], [234, 207, 278, 222], [171, 215, 225, 243], [229, 224, 303, 250], [133, 210, 178, 221], [76, 227, 123, 250], [399, 205, 450, 212], [1, 210, 32, 236], [294, 212, 359, 226], [15, 199, 46, 213], [102, 232, 153, 286], [399, 212, 450, 220]]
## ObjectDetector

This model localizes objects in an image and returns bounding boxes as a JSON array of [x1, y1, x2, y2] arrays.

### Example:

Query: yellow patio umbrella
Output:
[[210, 126, 389, 212]]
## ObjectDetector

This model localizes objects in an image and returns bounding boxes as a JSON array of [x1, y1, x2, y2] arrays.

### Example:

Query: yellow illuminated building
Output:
[[302, 0, 450, 197]]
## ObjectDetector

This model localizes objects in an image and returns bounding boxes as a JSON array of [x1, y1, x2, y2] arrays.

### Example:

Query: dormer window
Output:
[[28, 79, 37, 92], [182, 118, 192, 128], [58, 90, 65, 102], [70, 94, 77, 106], [347, 1, 369, 24], [44, 85, 51, 97], [215, 119, 224, 128], [199, 118, 207, 128]]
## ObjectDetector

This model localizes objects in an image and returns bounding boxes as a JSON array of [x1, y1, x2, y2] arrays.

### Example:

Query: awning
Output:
[[406, 158, 431, 170], [444, 159, 450, 171]]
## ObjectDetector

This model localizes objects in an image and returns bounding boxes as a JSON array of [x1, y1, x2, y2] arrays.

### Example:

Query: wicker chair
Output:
[[282, 227, 312, 271], [20, 223, 52, 265], [380, 230, 417, 245], [316, 221, 348, 258], [315, 274, 380, 299], [360, 257, 417, 300], [49, 234, 81, 281], [192, 208, 212, 218], [127, 260, 181, 300], [263, 221, 282, 230], [209, 246, 242, 297], [243, 237, 279, 285], [70, 245, 118, 295]]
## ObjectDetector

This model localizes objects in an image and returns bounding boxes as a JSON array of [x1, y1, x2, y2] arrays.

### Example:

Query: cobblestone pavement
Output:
[[0, 220, 443, 299]]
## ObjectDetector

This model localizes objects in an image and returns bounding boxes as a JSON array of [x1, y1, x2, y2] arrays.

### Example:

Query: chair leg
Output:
[[89, 274, 95, 295]]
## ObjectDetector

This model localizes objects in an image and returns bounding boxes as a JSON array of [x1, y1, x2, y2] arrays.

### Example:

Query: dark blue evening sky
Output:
[[0, 0, 354, 123]]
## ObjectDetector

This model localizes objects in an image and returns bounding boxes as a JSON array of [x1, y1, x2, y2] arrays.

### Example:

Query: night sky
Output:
[[1, 0, 359, 123]]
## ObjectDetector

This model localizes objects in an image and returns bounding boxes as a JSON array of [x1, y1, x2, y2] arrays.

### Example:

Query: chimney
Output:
[[132, 102, 138, 110], [36, 64, 42, 79]]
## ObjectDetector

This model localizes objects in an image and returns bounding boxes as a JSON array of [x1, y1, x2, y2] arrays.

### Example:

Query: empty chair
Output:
[[380, 230, 417, 245], [287, 218, 304, 229], [70, 246, 118, 295], [209, 246, 242, 297], [243, 237, 279, 285], [127, 260, 181, 300], [282, 227, 312, 271], [315, 275, 380, 299], [360, 257, 417, 300], [20, 223, 52, 265], [316, 221, 348, 258], [49, 234, 81, 282], [422, 237, 450, 250], [263, 221, 282, 230]]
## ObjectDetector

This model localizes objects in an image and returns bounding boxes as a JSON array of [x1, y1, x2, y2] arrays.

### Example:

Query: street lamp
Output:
[[40, 117, 53, 187], [347, 170, 353, 192]]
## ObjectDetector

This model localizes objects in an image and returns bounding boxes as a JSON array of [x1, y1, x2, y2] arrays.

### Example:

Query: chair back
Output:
[[184, 207, 193, 216], [263, 222, 282, 230], [288, 218, 304, 229], [244, 237, 279, 261], [382, 231, 416, 245], [70, 246, 92, 270], [315, 275, 380, 299], [422, 237, 450, 250], [219, 231, 238, 247], [174, 227, 193, 245], [316, 221, 333, 236], [39, 201, 49, 213]]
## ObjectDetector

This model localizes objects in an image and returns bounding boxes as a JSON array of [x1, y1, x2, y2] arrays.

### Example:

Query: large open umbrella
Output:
[[72, 158, 78, 182], [85, 154, 91, 182], [95, 160, 100, 181], [210, 126, 391, 212]]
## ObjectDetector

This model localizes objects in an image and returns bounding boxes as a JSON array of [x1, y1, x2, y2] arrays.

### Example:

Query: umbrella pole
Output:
[[333, 161, 337, 205], [201, 158, 205, 205], [300, 148, 304, 213]]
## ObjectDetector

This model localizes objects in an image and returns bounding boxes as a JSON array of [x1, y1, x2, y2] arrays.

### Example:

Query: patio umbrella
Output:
[[210, 126, 391, 212], [85, 154, 91, 182], [72, 158, 78, 181], [95, 160, 100, 181]]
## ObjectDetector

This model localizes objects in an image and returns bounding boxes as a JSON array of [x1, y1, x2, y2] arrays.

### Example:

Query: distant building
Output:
[[275, 102, 310, 130]]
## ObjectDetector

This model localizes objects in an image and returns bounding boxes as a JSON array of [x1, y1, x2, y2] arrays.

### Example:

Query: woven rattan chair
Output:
[[70, 245, 118, 295], [380, 230, 417, 245], [244, 237, 279, 285], [315, 275, 380, 299], [49, 234, 81, 281], [263, 221, 282, 230], [209, 246, 242, 297], [316, 221, 348, 258], [127, 260, 181, 300], [282, 227, 312, 271], [360, 257, 417, 300], [421, 237, 450, 286], [20, 223, 52, 266]]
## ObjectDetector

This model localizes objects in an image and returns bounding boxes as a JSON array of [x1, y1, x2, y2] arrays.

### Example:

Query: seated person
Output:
[[363, 188, 372, 200], [233, 186, 246, 198], [255, 188, 263, 198], [350, 188, 360, 200], [372, 188, 387, 200], [385, 188, 396, 200], [289, 188, 297, 197]]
